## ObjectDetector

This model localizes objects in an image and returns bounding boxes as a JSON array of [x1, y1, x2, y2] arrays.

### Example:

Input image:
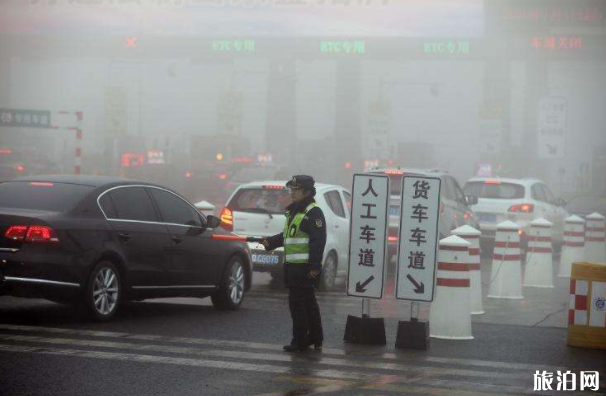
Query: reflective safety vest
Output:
[[283, 203, 317, 264]]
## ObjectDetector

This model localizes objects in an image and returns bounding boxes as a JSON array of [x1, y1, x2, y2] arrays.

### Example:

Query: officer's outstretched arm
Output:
[[263, 233, 284, 251]]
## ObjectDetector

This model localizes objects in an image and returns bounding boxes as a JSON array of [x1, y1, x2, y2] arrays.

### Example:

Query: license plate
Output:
[[390, 206, 400, 216], [251, 253, 281, 265], [478, 213, 496, 222]]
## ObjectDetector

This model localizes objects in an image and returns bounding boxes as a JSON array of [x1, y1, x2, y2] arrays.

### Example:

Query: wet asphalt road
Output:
[[1, 263, 605, 396]]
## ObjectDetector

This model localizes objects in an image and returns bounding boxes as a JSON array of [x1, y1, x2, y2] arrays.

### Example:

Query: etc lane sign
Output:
[[347, 174, 390, 299], [0, 108, 51, 129], [396, 176, 441, 302]]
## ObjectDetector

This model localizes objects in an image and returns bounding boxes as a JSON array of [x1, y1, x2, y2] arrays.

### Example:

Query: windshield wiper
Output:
[[246, 207, 274, 219]]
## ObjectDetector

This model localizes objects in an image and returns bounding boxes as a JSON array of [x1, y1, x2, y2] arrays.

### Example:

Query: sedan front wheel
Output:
[[212, 256, 246, 310]]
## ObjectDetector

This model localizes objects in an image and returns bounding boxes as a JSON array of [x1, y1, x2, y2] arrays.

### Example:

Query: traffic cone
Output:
[[558, 215, 585, 278], [523, 218, 554, 288], [585, 212, 606, 263], [452, 225, 484, 315], [429, 235, 473, 340], [488, 221, 524, 299]]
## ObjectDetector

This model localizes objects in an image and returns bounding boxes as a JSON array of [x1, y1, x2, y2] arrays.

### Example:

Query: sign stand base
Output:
[[395, 319, 430, 350], [343, 315, 386, 345], [395, 302, 430, 350], [344, 299, 386, 345]]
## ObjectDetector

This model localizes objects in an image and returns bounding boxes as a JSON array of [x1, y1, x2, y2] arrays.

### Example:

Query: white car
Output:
[[219, 181, 351, 290], [463, 177, 569, 248]]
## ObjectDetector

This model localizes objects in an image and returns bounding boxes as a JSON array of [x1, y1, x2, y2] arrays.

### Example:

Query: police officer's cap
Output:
[[286, 175, 315, 190]]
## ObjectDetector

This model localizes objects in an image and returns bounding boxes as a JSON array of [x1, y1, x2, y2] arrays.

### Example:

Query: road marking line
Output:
[[371, 381, 595, 396], [252, 375, 403, 396], [0, 334, 525, 380], [0, 324, 587, 375], [273, 376, 350, 387], [370, 383, 520, 396], [0, 343, 371, 381], [404, 379, 597, 396]]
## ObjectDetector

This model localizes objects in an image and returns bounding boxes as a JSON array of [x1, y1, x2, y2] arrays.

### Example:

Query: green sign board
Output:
[[320, 40, 365, 54], [423, 40, 470, 55], [0, 108, 51, 129], [212, 40, 256, 52]]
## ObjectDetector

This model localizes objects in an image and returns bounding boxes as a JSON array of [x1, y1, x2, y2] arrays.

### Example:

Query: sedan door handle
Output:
[[172, 236, 183, 244], [118, 233, 131, 242]]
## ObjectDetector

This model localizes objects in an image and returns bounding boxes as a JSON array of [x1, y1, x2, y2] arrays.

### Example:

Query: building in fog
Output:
[[0, 0, 605, 196]]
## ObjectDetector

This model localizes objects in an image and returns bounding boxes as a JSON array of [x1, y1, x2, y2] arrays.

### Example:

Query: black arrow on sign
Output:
[[355, 276, 375, 293], [406, 274, 425, 294]]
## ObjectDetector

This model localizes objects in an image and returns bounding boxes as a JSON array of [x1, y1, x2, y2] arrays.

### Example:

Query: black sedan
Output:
[[0, 175, 252, 321]]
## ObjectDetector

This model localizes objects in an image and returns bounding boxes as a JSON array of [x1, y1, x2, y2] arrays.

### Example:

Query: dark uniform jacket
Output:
[[265, 196, 327, 288]]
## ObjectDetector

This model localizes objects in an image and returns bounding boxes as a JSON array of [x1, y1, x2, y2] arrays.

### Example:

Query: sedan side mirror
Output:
[[206, 215, 222, 229], [465, 195, 479, 206]]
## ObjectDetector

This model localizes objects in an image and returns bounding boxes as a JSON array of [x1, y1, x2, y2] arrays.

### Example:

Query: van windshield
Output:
[[229, 187, 292, 215]]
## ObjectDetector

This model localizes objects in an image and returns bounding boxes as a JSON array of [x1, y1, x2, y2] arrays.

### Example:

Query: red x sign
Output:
[[126, 37, 138, 48]]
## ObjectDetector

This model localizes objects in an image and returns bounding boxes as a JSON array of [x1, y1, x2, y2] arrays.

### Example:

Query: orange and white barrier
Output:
[[452, 225, 484, 315], [429, 235, 473, 340], [523, 218, 554, 288], [585, 213, 606, 263], [558, 215, 585, 278], [488, 221, 524, 299], [567, 262, 606, 350]]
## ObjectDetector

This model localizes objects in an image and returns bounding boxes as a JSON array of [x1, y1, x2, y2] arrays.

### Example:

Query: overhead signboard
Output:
[[396, 176, 441, 302], [2, 1, 484, 38], [347, 174, 390, 299], [0, 108, 51, 129], [537, 97, 566, 159]]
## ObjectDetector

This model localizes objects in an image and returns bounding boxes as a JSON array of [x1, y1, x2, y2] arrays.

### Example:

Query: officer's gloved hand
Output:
[[261, 239, 270, 250]]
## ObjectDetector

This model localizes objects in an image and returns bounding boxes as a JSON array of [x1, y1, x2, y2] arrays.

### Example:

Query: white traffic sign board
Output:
[[347, 174, 390, 299], [396, 176, 441, 302], [537, 97, 566, 159]]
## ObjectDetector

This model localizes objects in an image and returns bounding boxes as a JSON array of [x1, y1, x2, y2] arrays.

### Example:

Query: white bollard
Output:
[[452, 225, 484, 315], [558, 215, 585, 278], [429, 235, 473, 340], [523, 218, 554, 288], [585, 212, 606, 263], [488, 221, 524, 299]]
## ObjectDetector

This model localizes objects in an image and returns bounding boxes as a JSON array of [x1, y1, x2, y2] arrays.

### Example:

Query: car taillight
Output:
[[5, 225, 28, 241], [220, 207, 233, 231], [509, 203, 534, 213], [15, 164, 25, 172], [388, 235, 398, 243], [4, 225, 59, 243]]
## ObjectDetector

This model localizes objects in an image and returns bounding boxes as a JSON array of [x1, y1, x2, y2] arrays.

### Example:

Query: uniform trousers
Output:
[[288, 286, 323, 348]]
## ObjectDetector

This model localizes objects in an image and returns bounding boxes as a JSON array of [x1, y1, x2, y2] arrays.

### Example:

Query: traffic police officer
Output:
[[262, 175, 327, 352]]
